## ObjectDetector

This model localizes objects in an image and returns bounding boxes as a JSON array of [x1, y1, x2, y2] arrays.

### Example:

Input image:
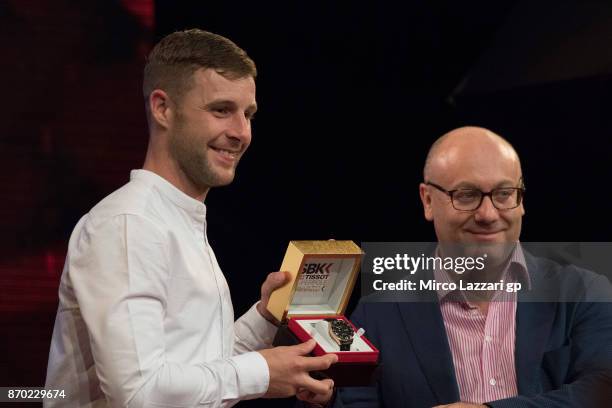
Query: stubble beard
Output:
[[168, 121, 236, 193]]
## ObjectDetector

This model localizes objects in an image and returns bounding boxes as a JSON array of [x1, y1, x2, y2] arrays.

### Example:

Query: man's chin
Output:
[[186, 168, 236, 192], [207, 169, 237, 187], [441, 238, 516, 263]]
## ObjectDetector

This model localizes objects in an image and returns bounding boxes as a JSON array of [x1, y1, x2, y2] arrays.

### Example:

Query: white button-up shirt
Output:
[[45, 170, 276, 407]]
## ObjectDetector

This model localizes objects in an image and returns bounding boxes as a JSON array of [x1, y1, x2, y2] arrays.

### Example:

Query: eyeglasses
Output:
[[425, 181, 525, 211]]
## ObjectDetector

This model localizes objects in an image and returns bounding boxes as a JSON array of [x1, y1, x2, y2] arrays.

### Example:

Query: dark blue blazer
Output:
[[335, 252, 612, 407]]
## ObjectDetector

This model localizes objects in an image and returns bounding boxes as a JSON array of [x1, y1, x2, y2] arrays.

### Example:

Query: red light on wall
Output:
[[120, 0, 154, 30]]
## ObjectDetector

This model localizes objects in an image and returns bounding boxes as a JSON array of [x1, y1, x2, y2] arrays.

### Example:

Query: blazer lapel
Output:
[[515, 254, 557, 395], [397, 295, 460, 404]]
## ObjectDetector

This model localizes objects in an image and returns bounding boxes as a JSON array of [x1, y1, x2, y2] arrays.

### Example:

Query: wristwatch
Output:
[[326, 318, 354, 351]]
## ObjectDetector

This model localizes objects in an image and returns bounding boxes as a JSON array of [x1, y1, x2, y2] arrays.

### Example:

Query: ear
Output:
[[148, 89, 173, 130], [419, 183, 434, 221]]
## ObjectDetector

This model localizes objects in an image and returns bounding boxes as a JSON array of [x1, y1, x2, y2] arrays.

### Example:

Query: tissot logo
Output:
[[302, 263, 332, 274]]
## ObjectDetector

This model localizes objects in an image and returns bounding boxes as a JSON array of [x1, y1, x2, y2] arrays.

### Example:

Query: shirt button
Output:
[[489, 378, 497, 386], [485, 335, 493, 342]]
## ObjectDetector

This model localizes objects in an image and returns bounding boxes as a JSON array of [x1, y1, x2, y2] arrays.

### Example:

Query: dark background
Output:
[[1, 0, 611, 406]]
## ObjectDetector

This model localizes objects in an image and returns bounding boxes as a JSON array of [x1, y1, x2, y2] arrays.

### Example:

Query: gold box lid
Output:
[[267, 240, 363, 322]]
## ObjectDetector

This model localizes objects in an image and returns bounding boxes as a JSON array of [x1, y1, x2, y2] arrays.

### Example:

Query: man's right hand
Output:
[[258, 339, 338, 399]]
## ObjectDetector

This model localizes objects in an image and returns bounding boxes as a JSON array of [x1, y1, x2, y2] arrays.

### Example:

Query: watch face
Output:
[[329, 319, 354, 343]]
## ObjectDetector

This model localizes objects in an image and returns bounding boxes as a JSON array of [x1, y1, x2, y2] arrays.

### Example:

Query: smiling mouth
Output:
[[465, 230, 503, 239], [210, 146, 240, 160]]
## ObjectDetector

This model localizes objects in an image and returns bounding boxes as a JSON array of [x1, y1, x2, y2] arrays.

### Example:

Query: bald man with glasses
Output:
[[327, 127, 612, 408]]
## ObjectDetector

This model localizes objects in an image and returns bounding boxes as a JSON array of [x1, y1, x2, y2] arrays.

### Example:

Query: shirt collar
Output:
[[434, 242, 531, 302], [130, 169, 207, 221]]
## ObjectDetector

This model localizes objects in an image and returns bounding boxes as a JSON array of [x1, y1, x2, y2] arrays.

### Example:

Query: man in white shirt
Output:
[[44, 29, 337, 407]]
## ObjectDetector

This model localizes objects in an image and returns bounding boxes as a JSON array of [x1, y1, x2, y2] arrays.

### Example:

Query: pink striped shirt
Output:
[[434, 246, 529, 404]]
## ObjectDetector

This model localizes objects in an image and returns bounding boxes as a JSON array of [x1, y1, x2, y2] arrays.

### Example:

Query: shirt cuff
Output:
[[230, 351, 270, 400], [235, 302, 278, 350]]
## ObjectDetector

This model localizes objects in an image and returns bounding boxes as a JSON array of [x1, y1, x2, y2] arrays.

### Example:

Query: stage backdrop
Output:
[[1, 1, 611, 407]]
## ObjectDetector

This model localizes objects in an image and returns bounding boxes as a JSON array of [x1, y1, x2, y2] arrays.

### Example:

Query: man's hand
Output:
[[433, 403, 487, 407], [296, 380, 335, 406], [259, 339, 338, 399], [257, 271, 290, 324]]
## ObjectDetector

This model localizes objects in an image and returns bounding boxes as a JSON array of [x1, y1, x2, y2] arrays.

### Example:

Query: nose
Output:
[[474, 195, 499, 223], [227, 113, 252, 145]]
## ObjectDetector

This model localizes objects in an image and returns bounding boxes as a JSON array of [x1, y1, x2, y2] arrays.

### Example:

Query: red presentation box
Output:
[[268, 241, 379, 386]]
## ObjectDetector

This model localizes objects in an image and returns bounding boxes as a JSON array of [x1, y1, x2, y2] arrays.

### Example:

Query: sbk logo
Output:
[[302, 263, 332, 274]]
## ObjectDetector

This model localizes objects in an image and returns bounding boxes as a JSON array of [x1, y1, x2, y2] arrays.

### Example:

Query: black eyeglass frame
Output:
[[424, 180, 526, 211]]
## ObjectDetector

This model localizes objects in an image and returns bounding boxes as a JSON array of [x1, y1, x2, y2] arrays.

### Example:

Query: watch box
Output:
[[267, 240, 379, 386]]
